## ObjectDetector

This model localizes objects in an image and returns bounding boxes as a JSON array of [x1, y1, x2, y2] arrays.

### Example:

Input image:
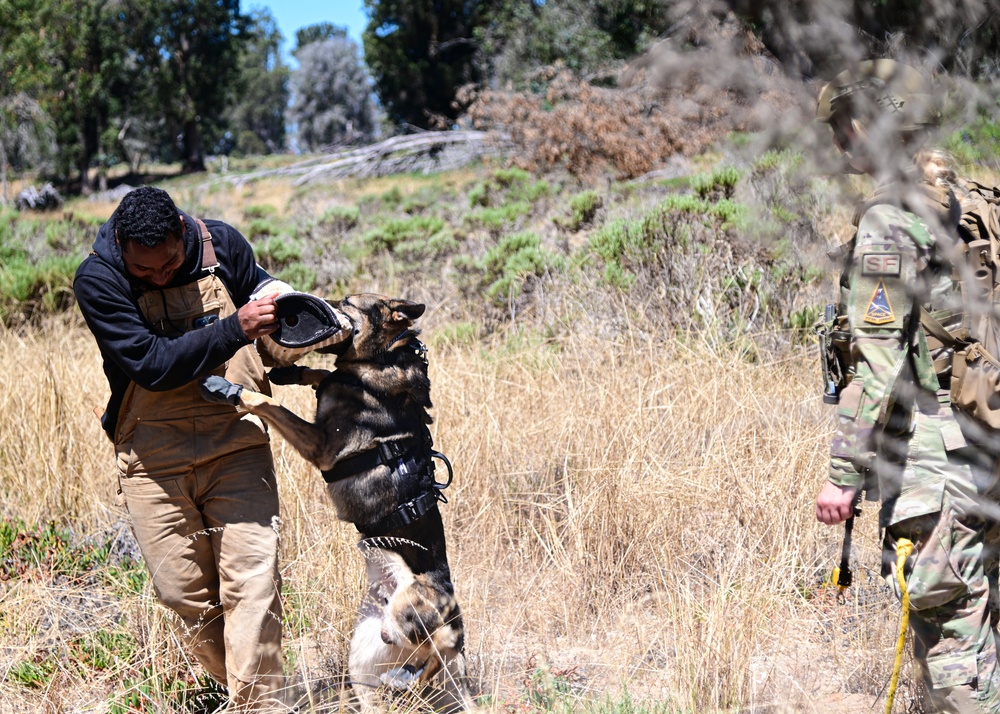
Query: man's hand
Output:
[[238, 292, 280, 341], [816, 482, 860, 525], [200, 375, 243, 406]]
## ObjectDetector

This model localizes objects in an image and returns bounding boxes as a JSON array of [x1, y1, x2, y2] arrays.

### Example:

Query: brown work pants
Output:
[[120, 443, 286, 709]]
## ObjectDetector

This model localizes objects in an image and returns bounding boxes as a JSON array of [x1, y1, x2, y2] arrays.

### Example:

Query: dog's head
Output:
[[330, 294, 426, 362]]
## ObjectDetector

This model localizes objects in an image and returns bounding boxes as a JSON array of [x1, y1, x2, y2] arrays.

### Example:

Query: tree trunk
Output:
[[182, 118, 206, 173], [0, 140, 7, 205]]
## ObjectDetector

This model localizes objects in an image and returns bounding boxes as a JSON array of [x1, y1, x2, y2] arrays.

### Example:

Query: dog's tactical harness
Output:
[[322, 439, 453, 536], [319, 337, 455, 537]]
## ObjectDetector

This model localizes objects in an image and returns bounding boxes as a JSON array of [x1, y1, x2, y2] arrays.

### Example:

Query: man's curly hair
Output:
[[114, 187, 182, 248]]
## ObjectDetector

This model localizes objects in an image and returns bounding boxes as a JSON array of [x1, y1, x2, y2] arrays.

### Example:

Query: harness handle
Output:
[[431, 450, 453, 490]]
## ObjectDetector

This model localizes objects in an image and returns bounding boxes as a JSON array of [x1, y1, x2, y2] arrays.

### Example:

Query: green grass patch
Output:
[[7, 658, 56, 689], [0, 517, 147, 594], [0, 253, 78, 323], [109, 668, 227, 714], [430, 321, 481, 349]]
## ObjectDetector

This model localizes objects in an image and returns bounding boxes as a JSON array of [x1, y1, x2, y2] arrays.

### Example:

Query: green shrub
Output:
[[478, 231, 564, 304], [0, 253, 78, 324], [275, 263, 318, 292], [588, 194, 750, 285], [584, 191, 822, 337], [318, 205, 360, 232], [254, 235, 303, 273], [690, 166, 741, 200], [753, 149, 804, 174], [380, 186, 404, 207], [360, 215, 457, 261], [243, 204, 278, 220], [555, 190, 603, 231], [465, 202, 531, 234], [244, 216, 283, 240], [944, 113, 1000, 166], [468, 167, 550, 208]]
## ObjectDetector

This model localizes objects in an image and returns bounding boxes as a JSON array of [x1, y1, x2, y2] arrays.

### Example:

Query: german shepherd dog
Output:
[[201, 294, 474, 712]]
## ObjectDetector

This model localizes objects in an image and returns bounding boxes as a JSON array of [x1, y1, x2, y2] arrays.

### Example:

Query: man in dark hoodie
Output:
[[74, 186, 290, 711]]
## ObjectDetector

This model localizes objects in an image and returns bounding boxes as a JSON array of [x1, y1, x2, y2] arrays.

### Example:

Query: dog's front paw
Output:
[[199, 375, 243, 406]]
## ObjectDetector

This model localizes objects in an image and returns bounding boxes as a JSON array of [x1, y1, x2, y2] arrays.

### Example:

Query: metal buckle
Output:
[[400, 499, 420, 523]]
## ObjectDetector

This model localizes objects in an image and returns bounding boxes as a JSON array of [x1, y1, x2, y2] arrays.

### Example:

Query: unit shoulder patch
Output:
[[860, 253, 902, 276], [864, 279, 895, 325]]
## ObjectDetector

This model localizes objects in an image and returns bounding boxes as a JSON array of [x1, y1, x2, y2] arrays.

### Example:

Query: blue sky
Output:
[[252, 0, 368, 62]]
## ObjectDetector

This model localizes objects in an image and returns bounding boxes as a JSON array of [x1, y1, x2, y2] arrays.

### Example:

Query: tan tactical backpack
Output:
[[818, 179, 1000, 428], [924, 179, 1000, 427]]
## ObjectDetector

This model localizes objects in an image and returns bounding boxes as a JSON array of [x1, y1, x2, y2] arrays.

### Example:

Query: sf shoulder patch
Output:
[[860, 253, 901, 276], [864, 280, 895, 325]]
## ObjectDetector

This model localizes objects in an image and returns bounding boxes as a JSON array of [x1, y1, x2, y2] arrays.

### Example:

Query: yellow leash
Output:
[[885, 537, 914, 714]]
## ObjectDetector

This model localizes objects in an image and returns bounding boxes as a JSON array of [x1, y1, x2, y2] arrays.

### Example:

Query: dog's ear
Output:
[[387, 299, 425, 324]]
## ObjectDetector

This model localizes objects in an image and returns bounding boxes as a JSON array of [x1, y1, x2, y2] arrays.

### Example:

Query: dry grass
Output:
[[0, 307, 921, 712]]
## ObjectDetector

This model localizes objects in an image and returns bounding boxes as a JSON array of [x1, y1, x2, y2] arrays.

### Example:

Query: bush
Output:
[[464, 67, 731, 179], [690, 167, 741, 201], [584, 192, 818, 336], [468, 167, 550, 208], [254, 235, 303, 273], [555, 190, 603, 231], [360, 216, 457, 261], [275, 263, 318, 292], [465, 202, 531, 235], [474, 231, 565, 306], [243, 204, 279, 220], [0, 254, 78, 324]]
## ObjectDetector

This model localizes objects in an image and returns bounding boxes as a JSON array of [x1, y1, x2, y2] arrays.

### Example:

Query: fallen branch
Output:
[[210, 130, 510, 187]]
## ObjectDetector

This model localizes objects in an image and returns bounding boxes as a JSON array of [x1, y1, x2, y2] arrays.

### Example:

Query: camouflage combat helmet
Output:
[[816, 59, 937, 131]]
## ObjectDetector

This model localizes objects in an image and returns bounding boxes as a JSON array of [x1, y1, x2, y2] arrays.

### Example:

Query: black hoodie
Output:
[[74, 209, 270, 441]]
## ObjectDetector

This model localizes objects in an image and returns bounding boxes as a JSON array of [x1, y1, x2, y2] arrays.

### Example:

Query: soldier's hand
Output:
[[816, 482, 859, 525], [239, 292, 279, 340]]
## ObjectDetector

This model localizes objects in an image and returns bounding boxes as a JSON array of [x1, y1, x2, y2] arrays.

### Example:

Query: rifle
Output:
[[831, 490, 864, 590], [817, 303, 854, 405]]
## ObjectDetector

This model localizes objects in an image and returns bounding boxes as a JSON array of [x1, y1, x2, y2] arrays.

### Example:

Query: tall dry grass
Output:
[[0, 309, 920, 712]]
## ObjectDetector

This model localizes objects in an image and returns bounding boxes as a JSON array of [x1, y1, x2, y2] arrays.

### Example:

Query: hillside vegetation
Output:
[[0, 132, 982, 712]]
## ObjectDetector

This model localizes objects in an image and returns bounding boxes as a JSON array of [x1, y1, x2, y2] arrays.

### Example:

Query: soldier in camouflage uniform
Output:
[[815, 60, 1000, 712]]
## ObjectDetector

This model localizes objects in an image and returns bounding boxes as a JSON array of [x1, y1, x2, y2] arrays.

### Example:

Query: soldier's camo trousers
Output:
[[886, 475, 1000, 713]]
